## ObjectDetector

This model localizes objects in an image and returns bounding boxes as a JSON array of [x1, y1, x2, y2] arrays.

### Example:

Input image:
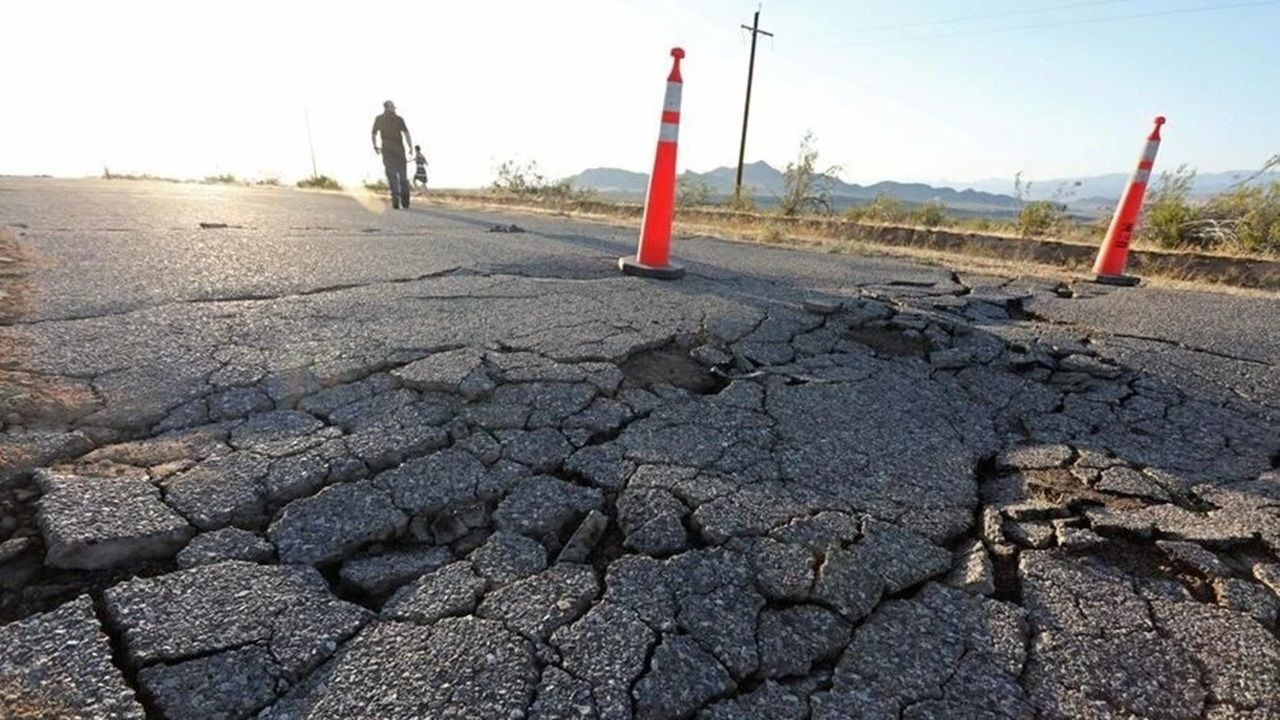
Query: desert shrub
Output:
[[724, 189, 757, 212], [961, 217, 996, 232], [492, 160, 580, 198], [297, 175, 342, 190], [676, 176, 713, 207], [1198, 180, 1280, 255], [914, 200, 946, 228], [1140, 164, 1197, 249], [1014, 172, 1074, 237], [1137, 159, 1280, 256], [1016, 201, 1060, 237], [856, 193, 908, 224]]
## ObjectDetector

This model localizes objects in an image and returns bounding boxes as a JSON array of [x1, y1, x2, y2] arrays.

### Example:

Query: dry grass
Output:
[[0, 227, 35, 320], [430, 192, 1279, 295]]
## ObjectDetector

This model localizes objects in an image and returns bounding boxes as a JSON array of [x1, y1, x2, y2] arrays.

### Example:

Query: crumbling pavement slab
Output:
[[0, 595, 146, 720]]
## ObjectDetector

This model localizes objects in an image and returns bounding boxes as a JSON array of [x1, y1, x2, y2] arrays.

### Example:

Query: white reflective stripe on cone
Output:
[[1133, 169, 1151, 185], [1141, 141, 1160, 162], [663, 83, 683, 112], [658, 122, 679, 143]]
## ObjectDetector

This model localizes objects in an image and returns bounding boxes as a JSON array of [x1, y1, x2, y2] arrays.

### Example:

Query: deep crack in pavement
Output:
[[1, 178, 1278, 720]]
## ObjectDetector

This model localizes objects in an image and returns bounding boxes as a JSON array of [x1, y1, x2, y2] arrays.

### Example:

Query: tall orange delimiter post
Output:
[[1093, 116, 1166, 286], [620, 48, 686, 280]]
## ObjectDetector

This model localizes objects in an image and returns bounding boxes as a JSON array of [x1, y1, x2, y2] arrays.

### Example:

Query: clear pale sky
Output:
[[2, 0, 1277, 188]]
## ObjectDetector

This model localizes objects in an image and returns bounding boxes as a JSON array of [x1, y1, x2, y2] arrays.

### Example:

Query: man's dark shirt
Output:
[[373, 112, 408, 159]]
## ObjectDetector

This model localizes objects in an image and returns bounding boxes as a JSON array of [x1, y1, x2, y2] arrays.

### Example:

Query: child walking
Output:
[[412, 146, 428, 190]]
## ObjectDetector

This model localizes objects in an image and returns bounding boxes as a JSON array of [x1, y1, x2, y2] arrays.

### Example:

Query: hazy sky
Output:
[[3, 0, 1277, 188]]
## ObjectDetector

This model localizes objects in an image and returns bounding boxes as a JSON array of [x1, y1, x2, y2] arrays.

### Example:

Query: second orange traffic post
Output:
[[1093, 116, 1166, 286]]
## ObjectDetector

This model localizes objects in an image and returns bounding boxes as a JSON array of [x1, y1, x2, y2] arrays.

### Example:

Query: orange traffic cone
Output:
[[619, 48, 687, 280], [1093, 116, 1165, 286]]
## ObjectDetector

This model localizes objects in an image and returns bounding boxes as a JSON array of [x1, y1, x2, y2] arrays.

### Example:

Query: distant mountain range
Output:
[[570, 162, 1275, 218], [942, 169, 1271, 202], [571, 161, 1022, 214]]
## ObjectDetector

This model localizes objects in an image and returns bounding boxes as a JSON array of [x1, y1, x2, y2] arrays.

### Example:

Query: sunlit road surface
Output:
[[1, 177, 1278, 719]]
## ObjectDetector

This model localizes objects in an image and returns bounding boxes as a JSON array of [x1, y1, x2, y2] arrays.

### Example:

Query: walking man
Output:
[[371, 100, 413, 209]]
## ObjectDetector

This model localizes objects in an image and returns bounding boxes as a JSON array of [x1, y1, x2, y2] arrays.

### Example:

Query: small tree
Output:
[[493, 160, 547, 194], [492, 159, 578, 198], [779, 131, 842, 216]]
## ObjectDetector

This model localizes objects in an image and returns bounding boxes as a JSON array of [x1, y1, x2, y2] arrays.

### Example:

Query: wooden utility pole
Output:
[[735, 8, 773, 202]]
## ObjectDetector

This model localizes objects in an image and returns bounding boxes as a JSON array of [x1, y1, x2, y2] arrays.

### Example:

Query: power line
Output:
[[851, 0, 1142, 34], [842, 0, 1280, 45]]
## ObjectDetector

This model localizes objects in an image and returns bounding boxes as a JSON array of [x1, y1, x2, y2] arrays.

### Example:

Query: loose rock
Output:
[[339, 544, 454, 596], [382, 560, 487, 624], [36, 470, 193, 569], [494, 475, 603, 540]]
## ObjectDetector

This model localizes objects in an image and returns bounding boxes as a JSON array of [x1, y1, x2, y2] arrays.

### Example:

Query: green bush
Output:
[[1137, 159, 1280, 256], [855, 193, 908, 224], [963, 217, 995, 232], [364, 179, 389, 192], [1013, 172, 1072, 237], [203, 174, 238, 184], [914, 200, 946, 228], [297, 175, 342, 190], [1140, 164, 1196, 249], [724, 190, 757, 213], [676, 176, 713, 207], [1016, 201, 1061, 237], [1200, 181, 1280, 254]]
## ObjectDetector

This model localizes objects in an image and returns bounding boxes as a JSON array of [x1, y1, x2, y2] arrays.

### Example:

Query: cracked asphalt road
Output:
[[2, 177, 1279, 720]]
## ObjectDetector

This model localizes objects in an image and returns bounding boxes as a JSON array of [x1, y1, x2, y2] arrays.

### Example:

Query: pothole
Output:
[[619, 345, 727, 395]]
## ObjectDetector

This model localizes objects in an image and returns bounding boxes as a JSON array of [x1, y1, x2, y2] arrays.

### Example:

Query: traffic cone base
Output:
[[1093, 273, 1140, 287], [618, 257, 686, 279]]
